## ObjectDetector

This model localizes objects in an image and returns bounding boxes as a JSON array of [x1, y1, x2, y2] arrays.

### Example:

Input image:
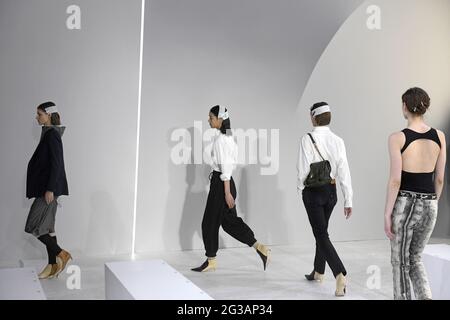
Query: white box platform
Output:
[[105, 259, 212, 300], [0, 267, 46, 300], [423, 244, 450, 300]]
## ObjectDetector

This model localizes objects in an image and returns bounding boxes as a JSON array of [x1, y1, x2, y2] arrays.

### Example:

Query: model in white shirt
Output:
[[297, 126, 354, 209], [191, 105, 271, 273], [210, 132, 238, 182], [297, 102, 353, 297]]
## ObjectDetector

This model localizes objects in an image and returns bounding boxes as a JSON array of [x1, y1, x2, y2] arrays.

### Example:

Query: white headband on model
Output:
[[45, 106, 58, 114], [218, 106, 229, 120], [311, 105, 330, 117]]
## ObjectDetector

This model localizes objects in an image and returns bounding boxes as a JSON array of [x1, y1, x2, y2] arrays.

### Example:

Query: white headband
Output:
[[45, 106, 58, 114], [218, 106, 229, 120], [311, 105, 330, 117]]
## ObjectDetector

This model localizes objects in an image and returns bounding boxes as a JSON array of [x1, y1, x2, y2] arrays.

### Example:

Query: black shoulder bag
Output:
[[304, 133, 332, 188]]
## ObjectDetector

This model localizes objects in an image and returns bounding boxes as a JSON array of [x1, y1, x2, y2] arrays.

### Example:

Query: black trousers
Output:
[[202, 171, 257, 257], [302, 184, 346, 277]]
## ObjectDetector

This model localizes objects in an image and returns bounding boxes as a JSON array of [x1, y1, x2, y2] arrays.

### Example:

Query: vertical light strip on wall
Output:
[[132, 0, 146, 259]]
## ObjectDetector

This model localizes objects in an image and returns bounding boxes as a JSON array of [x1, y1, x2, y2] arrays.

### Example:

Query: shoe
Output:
[[191, 259, 217, 272], [304, 270, 324, 282], [54, 256, 63, 277], [56, 249, 72, 274], [38, 264, 59, 279], [38, 264, 53, 279], [255, 244, 271, 271], [335, 273, 346, 297]]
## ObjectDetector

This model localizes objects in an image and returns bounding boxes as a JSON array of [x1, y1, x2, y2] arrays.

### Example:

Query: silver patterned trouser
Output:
[[390, 190, 438, 300]]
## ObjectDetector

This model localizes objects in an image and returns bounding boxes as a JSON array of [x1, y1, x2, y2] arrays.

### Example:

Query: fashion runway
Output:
[[3, 239, 448, 300]]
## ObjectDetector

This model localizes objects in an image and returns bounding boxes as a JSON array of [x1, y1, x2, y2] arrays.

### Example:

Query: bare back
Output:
[[391, 126, 446, 194], [401, 128, 441, 173]]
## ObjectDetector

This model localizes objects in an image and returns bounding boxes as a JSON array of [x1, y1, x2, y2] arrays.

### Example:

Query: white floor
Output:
[[1, 238, 449, 300]]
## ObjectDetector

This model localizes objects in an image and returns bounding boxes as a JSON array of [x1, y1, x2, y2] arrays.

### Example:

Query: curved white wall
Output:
[[136, 0, 364, 253], [298, 0, 450, 240], [0, 0, 448, 262]]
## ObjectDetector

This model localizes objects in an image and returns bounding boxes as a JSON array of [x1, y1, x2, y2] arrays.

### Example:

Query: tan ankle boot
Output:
[[191, 258, 217, 272], [57, 249, 72, 274], [38, 264, 53, 279], [255, 244, 271, 271], [335, 273, 346, 297], [55, 256, 63, 277], [305, 270, 324, 282], [38, 264, 59, 279]]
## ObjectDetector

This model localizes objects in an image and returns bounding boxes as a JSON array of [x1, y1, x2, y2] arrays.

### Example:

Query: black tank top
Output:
[[400, 128, 441, 193]]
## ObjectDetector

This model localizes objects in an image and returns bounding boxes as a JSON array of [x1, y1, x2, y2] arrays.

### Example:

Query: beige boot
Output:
[[56, 249, 72, 274], [335, 273, 347, 297], [305, 270, 324, 282], [54, 256, 64, 277], [191, 258, 217, 272], [254, 243, 271, 271], [38, 264, 59, 279], [38, 264, 53, 279]]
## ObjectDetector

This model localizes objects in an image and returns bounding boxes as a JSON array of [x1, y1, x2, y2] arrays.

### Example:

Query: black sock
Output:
[[45, 243, 54, 264], [49, 236, 59, 264], [38, 234, 62, 264]]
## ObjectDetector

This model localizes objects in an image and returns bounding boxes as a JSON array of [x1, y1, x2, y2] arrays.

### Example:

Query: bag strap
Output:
[[307, 133, 326, 161]]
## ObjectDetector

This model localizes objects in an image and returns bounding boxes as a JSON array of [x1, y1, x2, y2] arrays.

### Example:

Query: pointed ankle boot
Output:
[[255, 244, 271, 271], [304, 270, 324, 282], [38, 264, 59, 279], [191, 259, 217, 272], [56, 249, 72, 274], [38, 264, 53, 279], [335, 273, 347, 297]]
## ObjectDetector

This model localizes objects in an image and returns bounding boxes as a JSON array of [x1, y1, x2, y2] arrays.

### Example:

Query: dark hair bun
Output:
[[402, 87, 430, 115]]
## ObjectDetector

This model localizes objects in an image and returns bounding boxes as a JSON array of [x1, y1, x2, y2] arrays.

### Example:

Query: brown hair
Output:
[[402, 87, 430, 115], [310, 102, 331, 126], [37, 101, 61, 125], [315, 112, 331, 126]]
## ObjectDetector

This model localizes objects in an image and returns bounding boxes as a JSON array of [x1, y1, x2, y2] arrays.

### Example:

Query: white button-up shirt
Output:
[[210, 132, 238, 181], [297, 126, 353, 207]]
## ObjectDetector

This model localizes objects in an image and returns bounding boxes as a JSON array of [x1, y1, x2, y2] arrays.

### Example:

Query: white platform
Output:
[[105, 259, 212, 300], [423, 244, 450, 300], [0, 267, 46, 300]]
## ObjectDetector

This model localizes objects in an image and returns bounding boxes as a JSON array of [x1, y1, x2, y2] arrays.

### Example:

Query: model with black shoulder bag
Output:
[[297, 102, 353, 297]]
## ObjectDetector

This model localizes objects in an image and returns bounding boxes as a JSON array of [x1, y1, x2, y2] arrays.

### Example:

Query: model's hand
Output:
[[45, 191, 54, 205], [344, 207, 352, 219], [384, 215, 395, 240], [225, 192, 235, 209]]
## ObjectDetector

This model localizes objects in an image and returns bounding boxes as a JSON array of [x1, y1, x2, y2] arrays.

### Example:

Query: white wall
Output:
[[0, 0, 141, 261], [135, 0, 364, 253], [0, 0, 448, 262], [299, 0, 450, 240]]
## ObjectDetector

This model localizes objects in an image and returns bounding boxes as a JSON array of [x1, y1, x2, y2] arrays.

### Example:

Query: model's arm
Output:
[[46, 130, 64, 204], [384, 132, 403, 240], [435, 130, 447, 200], [336, 139, 353, 218], [224, 180, 234, 209], [297, 136, 310, 195], [214, 138, 235, 209]]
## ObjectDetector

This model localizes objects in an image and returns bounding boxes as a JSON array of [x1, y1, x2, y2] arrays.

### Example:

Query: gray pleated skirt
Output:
[[25, 197, 58, 237]]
